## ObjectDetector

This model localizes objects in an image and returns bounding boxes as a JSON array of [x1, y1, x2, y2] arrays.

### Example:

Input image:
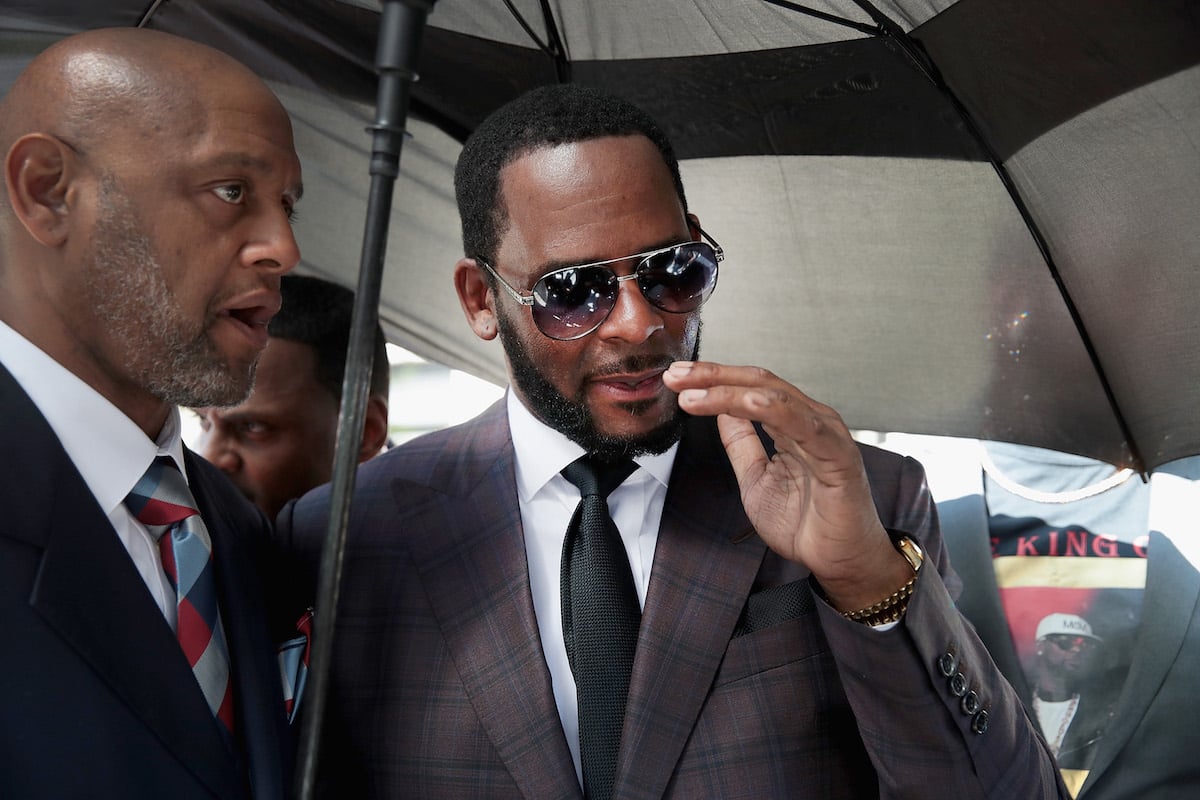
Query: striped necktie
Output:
[[125, 456, 234, 739]]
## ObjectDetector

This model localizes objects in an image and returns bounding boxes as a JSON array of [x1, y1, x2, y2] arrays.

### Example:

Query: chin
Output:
[[589, 406, 686, 461]]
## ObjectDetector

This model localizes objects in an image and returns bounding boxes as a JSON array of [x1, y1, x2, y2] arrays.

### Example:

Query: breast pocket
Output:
[[715, 578, 829, 686]]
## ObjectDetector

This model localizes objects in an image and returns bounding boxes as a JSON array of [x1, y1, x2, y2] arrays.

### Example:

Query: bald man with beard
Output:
[[0, 28, 303, 799]]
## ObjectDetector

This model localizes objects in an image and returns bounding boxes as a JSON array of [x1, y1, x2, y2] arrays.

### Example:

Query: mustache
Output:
[[587, 354, 676, 380]]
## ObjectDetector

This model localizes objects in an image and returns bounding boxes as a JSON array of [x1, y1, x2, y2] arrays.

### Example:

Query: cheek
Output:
[[505, 310, 582, 382], [247, 445, 307, 496], [537, 339, 591, 390], [664, 312, 701, 355], [161, 243, 235, 316]]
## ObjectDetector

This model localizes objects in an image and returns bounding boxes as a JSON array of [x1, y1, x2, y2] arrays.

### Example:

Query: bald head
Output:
[[0, 27, 302, 437], [1, 29, 284, 213]]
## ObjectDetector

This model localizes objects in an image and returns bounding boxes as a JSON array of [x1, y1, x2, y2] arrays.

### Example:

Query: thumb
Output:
[[716, 413, 768, 485]]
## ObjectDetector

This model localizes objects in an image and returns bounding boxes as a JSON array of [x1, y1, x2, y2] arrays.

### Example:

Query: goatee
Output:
[[495, 304, 697, 461]]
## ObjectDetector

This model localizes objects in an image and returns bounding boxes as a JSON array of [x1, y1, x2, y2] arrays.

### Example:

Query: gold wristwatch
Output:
[[842, 535, 924, 627], [894, 535, 924, 574]]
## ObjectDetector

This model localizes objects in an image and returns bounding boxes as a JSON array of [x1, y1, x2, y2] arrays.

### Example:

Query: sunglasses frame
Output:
[[476, 224, 724, 340], [1044, 634, 1096, 652]]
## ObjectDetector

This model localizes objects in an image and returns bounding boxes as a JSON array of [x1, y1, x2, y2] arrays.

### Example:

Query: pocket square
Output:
[[732, 579, 815, 637], [278, 608, 313, 724]]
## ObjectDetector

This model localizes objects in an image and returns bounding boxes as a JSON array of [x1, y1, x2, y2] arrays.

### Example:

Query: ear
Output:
[[686, 212, 703, 243], [5, 134, 78, 247], [357, 394, 390, 462], [454, 256, 498, 341]]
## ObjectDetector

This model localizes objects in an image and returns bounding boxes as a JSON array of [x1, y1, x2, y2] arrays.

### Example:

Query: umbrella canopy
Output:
[[1, 0, 1197, 471]]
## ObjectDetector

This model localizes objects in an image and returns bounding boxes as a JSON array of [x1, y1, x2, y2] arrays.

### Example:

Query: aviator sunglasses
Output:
[[1042, 635, 1096, 653], [476, 225, 724, 341]]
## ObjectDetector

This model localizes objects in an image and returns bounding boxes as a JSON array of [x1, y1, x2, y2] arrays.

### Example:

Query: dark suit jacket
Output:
[[940, 488, 1200, 799], [276, 400, 1065, 799], [0, 364, 292, 799]]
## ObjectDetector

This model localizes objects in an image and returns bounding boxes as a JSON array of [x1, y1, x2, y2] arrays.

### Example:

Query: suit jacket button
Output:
[[961, 690, 981, 715], [971, 709, 989, 735], [948, 672, 967, 697], [937, 652, 957, 677]]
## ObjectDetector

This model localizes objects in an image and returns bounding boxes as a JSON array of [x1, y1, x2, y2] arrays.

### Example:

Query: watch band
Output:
[[842, 535, 924, 626]]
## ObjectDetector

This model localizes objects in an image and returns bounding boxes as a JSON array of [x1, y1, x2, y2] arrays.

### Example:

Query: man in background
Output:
[[1029, 612, 1107, 763], [196, 273, 391, 520], [0, 27, 302, 799], [890, 434, 1200, 799]]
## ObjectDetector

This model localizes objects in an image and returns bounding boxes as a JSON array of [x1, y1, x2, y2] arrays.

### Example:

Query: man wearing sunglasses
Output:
[[275, 85, 1066, 799], [1031, 613, 1109, 767]]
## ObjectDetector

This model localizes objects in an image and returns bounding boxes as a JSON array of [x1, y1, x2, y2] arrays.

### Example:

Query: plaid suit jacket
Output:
[[275, 399, 1067, 799]]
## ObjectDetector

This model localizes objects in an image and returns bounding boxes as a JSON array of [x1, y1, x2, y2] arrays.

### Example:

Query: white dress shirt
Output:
[[507, 390, 678, 784], [0, 320, 186, 629]]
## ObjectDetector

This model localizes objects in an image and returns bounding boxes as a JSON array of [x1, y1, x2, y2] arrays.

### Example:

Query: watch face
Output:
[[896, 537, 924, 572]]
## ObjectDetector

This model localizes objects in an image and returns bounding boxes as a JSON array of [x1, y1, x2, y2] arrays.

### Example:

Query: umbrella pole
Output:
[[295, 1, 436, 797]]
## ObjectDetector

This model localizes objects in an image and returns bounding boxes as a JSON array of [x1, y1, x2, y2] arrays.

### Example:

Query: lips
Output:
[[217, 290, 282, 352], [591, 366, 669, 400]]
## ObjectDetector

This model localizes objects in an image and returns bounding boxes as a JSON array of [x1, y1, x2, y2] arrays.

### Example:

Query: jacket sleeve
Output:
[[817, 451, 1071, 800]]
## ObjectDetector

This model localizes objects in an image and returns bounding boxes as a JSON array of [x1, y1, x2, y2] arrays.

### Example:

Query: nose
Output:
[[595, 273, 665, 344], [243, 206, 301, 275], [199, 430, 242, 475]]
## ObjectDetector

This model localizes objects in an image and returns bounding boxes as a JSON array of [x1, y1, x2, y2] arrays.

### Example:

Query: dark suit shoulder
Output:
[[357, 399, 510, 490], [277, 400, 509, 552]]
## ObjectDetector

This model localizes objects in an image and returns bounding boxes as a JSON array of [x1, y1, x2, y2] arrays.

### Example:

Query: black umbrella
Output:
[[4, 0, 1197, 790], [4, 1, 1197, 471]]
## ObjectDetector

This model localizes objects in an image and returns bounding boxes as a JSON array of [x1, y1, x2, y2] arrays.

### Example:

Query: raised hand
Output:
[[663, 361, 912, 612]]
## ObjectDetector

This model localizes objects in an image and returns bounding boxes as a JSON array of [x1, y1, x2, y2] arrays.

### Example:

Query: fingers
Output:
[[664, 361, 853, 460], [715, 412, 769, 485]]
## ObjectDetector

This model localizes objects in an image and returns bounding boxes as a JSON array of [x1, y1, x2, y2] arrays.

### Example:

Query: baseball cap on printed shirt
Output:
[[1035, 612, 1102, 642]]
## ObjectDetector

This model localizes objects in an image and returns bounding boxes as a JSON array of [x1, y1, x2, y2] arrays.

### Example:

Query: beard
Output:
[[83, 175, 255, 408], [495, 302, 699, 461]]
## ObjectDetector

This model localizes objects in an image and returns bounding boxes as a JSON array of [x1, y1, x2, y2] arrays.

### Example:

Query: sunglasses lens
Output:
[[638, 243, 719, 313], [1048, 635, 1091, 652], [523, 241, 720, 340], [531, 267, 618, 340]]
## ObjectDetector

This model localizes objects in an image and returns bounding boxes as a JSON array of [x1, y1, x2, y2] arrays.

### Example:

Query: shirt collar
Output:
[[0, 320, 187, 514], [506, 389, 677, 503]]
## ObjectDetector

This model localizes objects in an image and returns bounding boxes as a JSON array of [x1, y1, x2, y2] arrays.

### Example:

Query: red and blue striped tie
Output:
[[125, 456, 234, 739]]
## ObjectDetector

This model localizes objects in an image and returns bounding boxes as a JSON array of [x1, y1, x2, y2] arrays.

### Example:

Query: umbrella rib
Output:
[[845, 0, 1147, 474], [536, 0, 572, 82], [500, 0, 550, 52], [759, 0, 881, 37], [136, 0, 166, 28], [498, 0, 572, 82]]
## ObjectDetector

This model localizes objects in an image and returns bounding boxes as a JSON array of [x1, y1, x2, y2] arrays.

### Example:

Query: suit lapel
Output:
[[1079, 471, 1200, 794], [616, 417, 766, 798], [0, 368, 242, 800], [405, 404, 580, 799]]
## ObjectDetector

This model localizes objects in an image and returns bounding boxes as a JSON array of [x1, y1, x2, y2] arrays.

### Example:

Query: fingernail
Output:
[[669, 361, 694, 375], [678, 388, 707, 402]]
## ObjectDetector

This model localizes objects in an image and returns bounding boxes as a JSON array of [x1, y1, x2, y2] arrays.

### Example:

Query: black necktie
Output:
[[560, 455, 640, 800]]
